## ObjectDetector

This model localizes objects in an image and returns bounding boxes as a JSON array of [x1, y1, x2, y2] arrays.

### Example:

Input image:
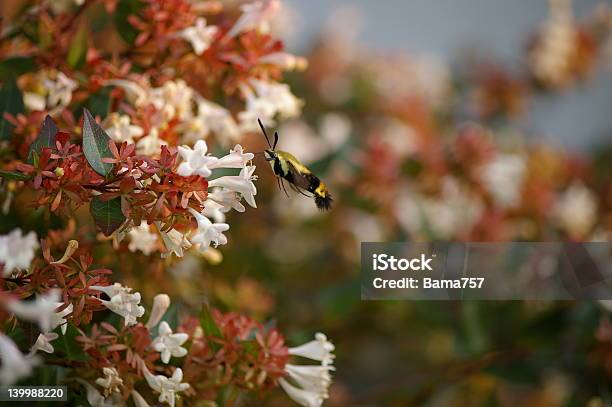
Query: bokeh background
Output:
[[218, 1, 612, 405]]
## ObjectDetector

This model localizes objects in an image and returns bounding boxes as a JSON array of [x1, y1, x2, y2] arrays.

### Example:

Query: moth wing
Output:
[[285, 160, 316, 191]]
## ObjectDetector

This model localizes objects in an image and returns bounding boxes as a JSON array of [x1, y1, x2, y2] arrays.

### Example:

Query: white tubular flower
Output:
[[136, 128, 167, 156], [52, 302, 73, 335], [127, 222, 159, 256], [95, 367, 124, 396], [177, 140, 218, 178], [143, 366, 190, 407], [145, 293, 171, 329], [259, 52, 308, 71], [7, 289, 62, 333], [152, 321, 189, 364], [131, 390, 150, 407], [158, 228, 192, 259], [279, 377, 326, 407], [208, 188, 246, 213], [196, 99, 241, 142], [479, 154, 526, 208], [0, 228, 38, 277], [238, 80, 302, 130], [29, 332, 59, 355], [226, 0, 280, 38], [209, 144, 254, 170], [0, 333, 40, 386], [45, 72, 78, 109], [288, 333, 335, 366], [90, 283, 145, 326], [208, 165, 258, 208], [150, 80, 194, 122], [103, 113, 144, 144], [76, 378, 125, 407], [188, 208, 230, 249], [202, 200, 227, 223], [281, 333, 336, 407], [178, 18, 218, 55]]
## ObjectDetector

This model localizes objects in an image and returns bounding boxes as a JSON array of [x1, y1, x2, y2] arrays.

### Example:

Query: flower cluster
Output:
[[0, 231, 334, 406], [0, 0, 335, 406]]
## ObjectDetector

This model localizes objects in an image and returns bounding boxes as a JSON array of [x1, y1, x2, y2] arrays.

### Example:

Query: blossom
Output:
[[259, 52, 308, 71], [146, 293, 171, 329], [95, 367, 124, 396], [75, 379, 125, 407], [127, 222, 159, 255], [44, 72, 78, 110], [479, 154, 526, 208], [136, 128, 167, 156], [0, 228, 38, 277], [152, 321, 189, 364], [239, 80, 302, 129], [143, 366, 190, 407], [188, 208, 230, 249], [226, 0, 281, 38], [207, 188, 246, 213], [0, 333, 40, 386], [288, 333, 335, 366], [90, 283, 145, 326], [7, 289, 64, 333], [29, 332, 59, 355], [178, 18, 218, 55], [208, 165, 258, 208], [554, 181, 597, 238], [177, 140, 218, 178], [103, 113, 144, 143], [159, 228, 192, 259], [209, 144, 254, 170], [150, 80, 194, 123], [280, 333, 336, 407]]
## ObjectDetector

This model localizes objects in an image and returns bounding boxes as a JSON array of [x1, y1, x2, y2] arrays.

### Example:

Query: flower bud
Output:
[[146, 293, 171, 329]]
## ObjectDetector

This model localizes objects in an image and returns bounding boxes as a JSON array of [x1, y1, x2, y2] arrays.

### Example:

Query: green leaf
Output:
[[90, 196, 126, 236], [28, 115, 58, 163], [82, 108, 114, 176], [199, 305, 222, 341], [0, 79, 25, 140], [115, 0, 145, 44], [55, 324, 89, 362], [0, 170, 31, 181], [85, 87, 111, 118], [67, 23, 88, 69], [0, 56, 36, 80]]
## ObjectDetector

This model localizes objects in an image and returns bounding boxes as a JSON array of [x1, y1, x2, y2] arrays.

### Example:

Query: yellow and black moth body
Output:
[[265, 149, 333, 210]]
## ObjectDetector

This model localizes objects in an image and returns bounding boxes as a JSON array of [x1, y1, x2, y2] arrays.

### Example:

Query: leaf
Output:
[[0, 56, 36, 80], [0, 78, 25, 140], [85, 87, 111, 117], [28, 115, 58, 163], [55, 324, 89, 362], [115, 0, 145, 44], [90, 196, 126, 236], [82, 108, 114, 176], [0, 170, 31, 181], [199, 305, 222, 340], [67, 23, 88, 69]]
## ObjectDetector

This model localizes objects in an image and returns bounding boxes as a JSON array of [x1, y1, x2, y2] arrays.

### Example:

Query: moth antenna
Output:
[[273, 131, 279, 150], [257, 118, 273, 149]]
